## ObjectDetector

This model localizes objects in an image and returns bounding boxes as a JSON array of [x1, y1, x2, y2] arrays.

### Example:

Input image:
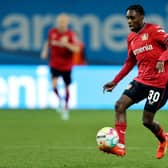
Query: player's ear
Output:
[[140, 15, 144, 21]]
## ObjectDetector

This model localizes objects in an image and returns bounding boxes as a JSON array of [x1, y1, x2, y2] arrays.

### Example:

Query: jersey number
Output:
[[148, 90, 160, 103]]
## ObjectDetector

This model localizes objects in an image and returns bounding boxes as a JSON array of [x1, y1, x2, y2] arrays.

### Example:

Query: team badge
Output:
[[141, 33, 148, 41]]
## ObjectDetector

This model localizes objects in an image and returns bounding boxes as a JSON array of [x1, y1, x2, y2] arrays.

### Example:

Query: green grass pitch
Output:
[[0, 109, 167, 168]]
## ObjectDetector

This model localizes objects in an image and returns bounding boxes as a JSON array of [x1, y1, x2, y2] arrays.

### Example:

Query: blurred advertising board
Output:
[[0, 65, 167, 109]]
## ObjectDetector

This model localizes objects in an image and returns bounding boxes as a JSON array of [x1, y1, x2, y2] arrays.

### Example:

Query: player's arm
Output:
[[62, 42, 80, 53], [157, 44, 168, 73], [41, 41, 49, 59], [158, 38, 168, 62], [103, 53, 136, 92], [152, 26, 168, 72], [60, 32, 80, 53], [152, 26, 168, 61]]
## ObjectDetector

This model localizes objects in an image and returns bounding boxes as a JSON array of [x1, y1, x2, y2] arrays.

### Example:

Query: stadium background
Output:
[[1, 1, 168, 168], [1, 0, 168, 109]]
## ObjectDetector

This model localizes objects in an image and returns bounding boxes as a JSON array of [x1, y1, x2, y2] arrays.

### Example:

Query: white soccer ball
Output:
[[96, 127, 119, 149]]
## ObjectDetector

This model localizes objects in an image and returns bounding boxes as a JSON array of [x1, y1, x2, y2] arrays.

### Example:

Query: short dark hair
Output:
[[126, 4, 145, 16]]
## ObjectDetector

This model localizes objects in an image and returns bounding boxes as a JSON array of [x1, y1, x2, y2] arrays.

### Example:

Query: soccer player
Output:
[[41, 13, 80, 120], [103, 4, 168, 159]]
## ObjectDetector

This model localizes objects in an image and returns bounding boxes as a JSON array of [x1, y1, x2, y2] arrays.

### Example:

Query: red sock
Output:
[[156, 128, 166, 143], [115, 122, 127, 145]]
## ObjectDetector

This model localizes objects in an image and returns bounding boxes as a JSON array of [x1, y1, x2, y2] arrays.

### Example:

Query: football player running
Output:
[[103, 4, 168, 159]]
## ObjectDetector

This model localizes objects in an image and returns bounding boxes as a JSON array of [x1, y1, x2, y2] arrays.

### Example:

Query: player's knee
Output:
[[114, 101, 120, 112], [115, 100, 126, 113], [142, 119, 152, 129], [143, 121, 150, 128]]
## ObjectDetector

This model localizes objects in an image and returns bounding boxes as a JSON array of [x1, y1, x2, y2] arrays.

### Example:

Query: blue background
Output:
[[1, 1, 168, 109], [1, 0, 168, 65], [0, 65, 167, 110]]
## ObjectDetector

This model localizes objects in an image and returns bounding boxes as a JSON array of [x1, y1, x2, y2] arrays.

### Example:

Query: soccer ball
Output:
[[96, 127, 119, 150]]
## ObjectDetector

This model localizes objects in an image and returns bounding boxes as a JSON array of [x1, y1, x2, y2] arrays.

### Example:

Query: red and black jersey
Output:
[[113, 23, 168, 88], [48, 28, 78, 71]]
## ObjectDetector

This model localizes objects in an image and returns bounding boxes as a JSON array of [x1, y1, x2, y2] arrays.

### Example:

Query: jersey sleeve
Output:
[[159, 49, 168, 61], [70, 31, 79, 44], [112, 41, 137, 84], [152, 25, 168, 61], [152, 25, 168, 43]]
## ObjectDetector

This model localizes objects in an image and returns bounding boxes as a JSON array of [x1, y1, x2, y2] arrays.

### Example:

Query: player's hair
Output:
[[126, 4, 145, 16]]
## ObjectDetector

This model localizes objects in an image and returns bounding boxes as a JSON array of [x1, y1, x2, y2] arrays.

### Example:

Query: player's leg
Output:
[[115, 81, 147, 145], [52, 77, 60, 98], [142, 87, 168, 159], [109, 94, 134, 156], [155, 85, 168, 159], [143, 111, 166, 142], [65, 85, 70, 110], [62, 70, 71, 110], [156, 84, 168, 109], [114, 94, 133, 145], [61, 70, 71, 120], [108, 81, 147, 156], [143, 110, 168, 159], [50, 68, 63, 112], [50, 67, 60, 97]]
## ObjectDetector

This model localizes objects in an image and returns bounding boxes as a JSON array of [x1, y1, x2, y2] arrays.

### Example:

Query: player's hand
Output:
[[60, 37, 69, 47], [41, 51, 48, 59], [50, 40, 60, 46], [156, 61, 165, 73], [103, 81, 116, 93]]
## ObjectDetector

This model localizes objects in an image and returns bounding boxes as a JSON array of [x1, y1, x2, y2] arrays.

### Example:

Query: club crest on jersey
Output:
[[141, 33, 148, 41]]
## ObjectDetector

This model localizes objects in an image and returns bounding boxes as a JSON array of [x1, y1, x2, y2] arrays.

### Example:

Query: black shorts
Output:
[[50, 67, 71, 86], [123, 80, 168, 113]]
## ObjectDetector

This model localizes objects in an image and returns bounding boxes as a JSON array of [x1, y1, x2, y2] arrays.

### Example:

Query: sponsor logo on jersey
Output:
[[133, 44, 153, 55]]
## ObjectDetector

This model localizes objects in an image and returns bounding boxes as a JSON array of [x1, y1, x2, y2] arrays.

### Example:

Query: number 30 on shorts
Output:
[[148, 90, 160, 103]]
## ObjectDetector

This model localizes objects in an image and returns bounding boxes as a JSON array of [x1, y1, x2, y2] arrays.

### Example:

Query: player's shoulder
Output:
[[145, 23, 164, 32], [127, 32, 136, 43], [67, 29, 76, 36], [48, 28, 58, 34]]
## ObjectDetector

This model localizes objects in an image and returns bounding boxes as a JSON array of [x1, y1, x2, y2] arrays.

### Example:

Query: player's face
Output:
[[57, 15, 69, 32], [126, 10, 144, 32]]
